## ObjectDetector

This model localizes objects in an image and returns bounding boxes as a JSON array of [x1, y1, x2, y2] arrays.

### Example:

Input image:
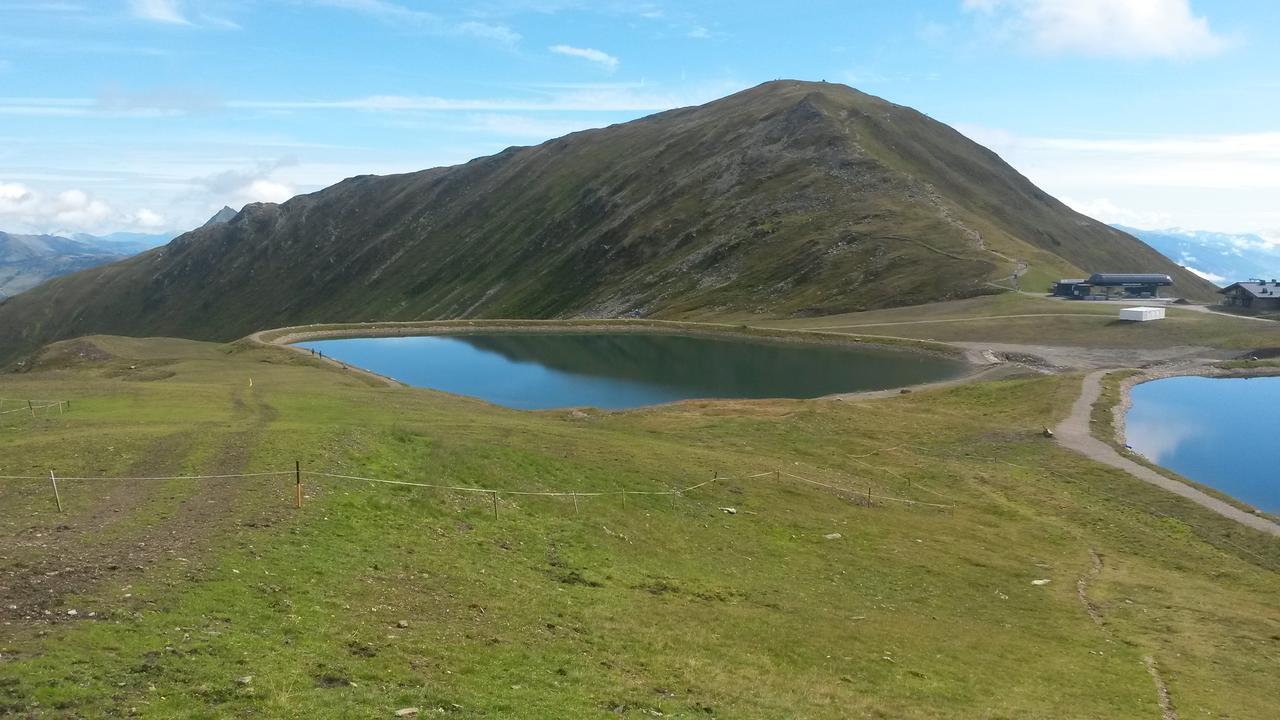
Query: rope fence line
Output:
[[0, 399, 70, 417], [844, 454, 962, 504], [0, 463, 955, 517], [293, 470, 776, 499], [782, 472, 953, 509], [0, 397, 67, 405], [52, 471, 295, 482]]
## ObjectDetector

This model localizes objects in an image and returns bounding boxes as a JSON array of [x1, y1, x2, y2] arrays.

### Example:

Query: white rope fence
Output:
[[0, 398, 69, 417], [0, 463, 955, 516]]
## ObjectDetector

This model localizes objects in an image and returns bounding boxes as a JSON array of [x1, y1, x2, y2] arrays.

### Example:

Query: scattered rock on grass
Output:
[[394, 709, 419, 718], [718, 507, 737, 515], [1031, 579, 1051, 586], [824, 533, 842, 540]]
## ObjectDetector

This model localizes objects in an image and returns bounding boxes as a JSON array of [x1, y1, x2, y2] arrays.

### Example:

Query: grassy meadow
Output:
[[0, 335, 1278, 718], [741, 293, 1280, 351]]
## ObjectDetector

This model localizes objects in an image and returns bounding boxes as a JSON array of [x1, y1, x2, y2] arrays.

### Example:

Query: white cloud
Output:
[[964, 0, 1229, 58], [0, 80, 741, 117], [1183, 266, 1226, 283], [129, 0, 190, 25], [239, 179, 294, 204], [959, 122, 1280, 235], [550, 44, 620, 71], [968, 129, 1280, 190], [456, 21, 520, 45], [0, 181, 167, 234], [311, 0, 520, 45], [1063, 196, 1175, 228], [191, 158, 298, 207], [128, 208, 166, 229]]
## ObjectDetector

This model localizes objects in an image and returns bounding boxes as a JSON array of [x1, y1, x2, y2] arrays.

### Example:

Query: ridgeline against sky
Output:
[[0, 1, 1275, 243], [0, 81, 1216, 364]]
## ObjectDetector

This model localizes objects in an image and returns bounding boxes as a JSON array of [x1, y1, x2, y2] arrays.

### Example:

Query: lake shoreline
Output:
[[1111, 364, 1280, 521], [250, 318, 966, 361], [246, 319, 980, 409], [1111, 363, 1280, 448]]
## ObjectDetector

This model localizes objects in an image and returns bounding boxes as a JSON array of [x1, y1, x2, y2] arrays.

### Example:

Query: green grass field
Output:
[[738, 293, 1280, 351], [1, 335, 1277, 718]]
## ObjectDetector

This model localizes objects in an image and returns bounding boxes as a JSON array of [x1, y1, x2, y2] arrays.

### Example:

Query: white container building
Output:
[[1119, 306, 1165, 322]]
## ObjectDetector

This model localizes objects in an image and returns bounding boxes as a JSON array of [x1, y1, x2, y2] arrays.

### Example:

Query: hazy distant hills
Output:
[[0, 208, 240, 298], [0, 231, 172, 298], [0, 81, 1215, 363], [0, 232, 120, 297], [1116, 225, 1280, 286], [70, 232, 173, 255]]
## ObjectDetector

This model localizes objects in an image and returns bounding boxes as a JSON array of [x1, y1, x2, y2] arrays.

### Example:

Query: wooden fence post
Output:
[[28, 400, 34, 418], [572, 492, 579, 516], [49, 470, 63, 512], [491, 491, 499, 519], [295, 460, 303, 509]]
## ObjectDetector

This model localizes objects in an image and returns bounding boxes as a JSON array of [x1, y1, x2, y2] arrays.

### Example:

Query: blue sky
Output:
[[1, 0, 1278, 239]]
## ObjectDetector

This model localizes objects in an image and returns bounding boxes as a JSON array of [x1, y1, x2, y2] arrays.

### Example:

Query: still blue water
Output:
[[297, 333, 965, 411], [1127, 375, 1280, 512]]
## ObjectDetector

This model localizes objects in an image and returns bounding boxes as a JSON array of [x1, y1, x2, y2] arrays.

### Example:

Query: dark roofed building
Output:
[[1219, 280, 1280, 310], [1051, 279, 1090, 298], [1086, 273, 1174, 288], [1052, 272, 1173, 299]]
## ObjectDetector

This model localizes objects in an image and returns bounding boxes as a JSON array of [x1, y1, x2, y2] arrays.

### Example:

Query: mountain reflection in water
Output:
[[297, 332, 965, 411]]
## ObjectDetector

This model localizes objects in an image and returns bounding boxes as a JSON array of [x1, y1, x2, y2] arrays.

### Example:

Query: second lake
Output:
[[1127, 375, 1280, 513]]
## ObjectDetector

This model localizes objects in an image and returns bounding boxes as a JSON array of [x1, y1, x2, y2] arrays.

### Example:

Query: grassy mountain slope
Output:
[[0, 336, 1276, 718], [0, 81, 1215, 364]]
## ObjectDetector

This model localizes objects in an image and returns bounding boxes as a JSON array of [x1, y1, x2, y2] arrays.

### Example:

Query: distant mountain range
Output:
[[0, 82, 1215, 364], [0, 232, 162, 298], [1115, 225, 1280, 286], [0, 206, 236, 297]]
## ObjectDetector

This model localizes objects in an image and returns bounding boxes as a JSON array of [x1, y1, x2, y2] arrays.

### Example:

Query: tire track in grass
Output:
[[1074, 547, 1179, 720], [0, 386, 282, 635]]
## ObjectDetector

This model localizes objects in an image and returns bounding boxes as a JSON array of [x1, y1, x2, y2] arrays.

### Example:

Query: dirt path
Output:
[[948, 342, 1227, 371], [1178, 303, 1276, 323], [804, 312, 1109, 331], [1056, 371, 1280, 537], [0, 387, 289, 631]]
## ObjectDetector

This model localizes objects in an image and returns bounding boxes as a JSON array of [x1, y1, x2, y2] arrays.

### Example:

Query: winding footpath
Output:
[[1057, 371, 1280, 537]]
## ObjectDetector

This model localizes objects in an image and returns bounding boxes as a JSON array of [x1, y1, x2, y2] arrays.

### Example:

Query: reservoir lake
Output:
[[296, 333, 967, 411], [1126, 375, 1280, 512]]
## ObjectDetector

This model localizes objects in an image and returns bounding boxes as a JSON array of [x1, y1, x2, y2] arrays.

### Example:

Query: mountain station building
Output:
[[1218, 280, 1280, 311], [1051, 273, 1174, 300]]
